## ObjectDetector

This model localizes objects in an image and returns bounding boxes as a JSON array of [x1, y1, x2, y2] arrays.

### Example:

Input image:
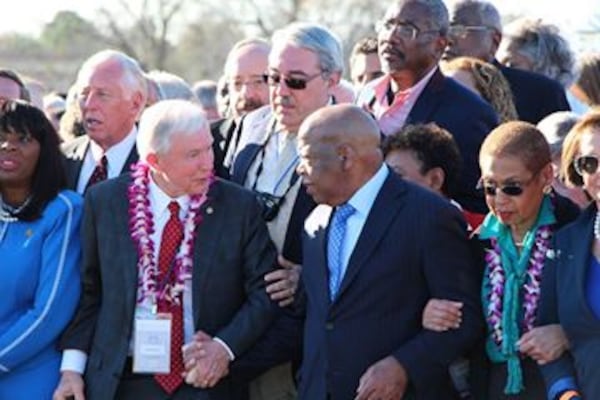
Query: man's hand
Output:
[[518, 324, 569, 365], [182, 331, 230, 388], [265, 255, 301, 307], [422, 299, 463, 332], [355, 356, 408, 400], [53, 370, 85, 400]]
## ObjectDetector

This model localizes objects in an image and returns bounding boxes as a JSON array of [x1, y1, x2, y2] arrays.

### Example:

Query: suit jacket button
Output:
[[325, 322, 334, 330]]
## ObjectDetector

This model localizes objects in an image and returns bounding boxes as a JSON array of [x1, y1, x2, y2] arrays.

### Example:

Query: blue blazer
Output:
[[299, 172, 484, 400], [359, 69, 499, 214], [496, 61, 570, 124], [538, 204, 600, 399]]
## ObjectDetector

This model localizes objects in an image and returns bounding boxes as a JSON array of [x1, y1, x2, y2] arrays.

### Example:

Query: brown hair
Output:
[[442, 57, 518, 123], [480, 120, 551, 174], [561, 110, 600, 186]]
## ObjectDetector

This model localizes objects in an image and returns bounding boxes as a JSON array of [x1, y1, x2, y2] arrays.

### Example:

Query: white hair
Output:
[[137, 99, 208, 159]]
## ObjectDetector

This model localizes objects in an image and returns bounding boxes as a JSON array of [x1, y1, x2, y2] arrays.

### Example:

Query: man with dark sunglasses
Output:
[[228, 22, 344, 400], [357, 0, 498, 217], [443, 0, 570, 124]]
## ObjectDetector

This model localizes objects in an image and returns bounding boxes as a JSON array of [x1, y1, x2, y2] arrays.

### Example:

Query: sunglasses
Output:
[[263, 71, 323, 90], [476, 173, 540, 197], [574, 155, 599, 176]]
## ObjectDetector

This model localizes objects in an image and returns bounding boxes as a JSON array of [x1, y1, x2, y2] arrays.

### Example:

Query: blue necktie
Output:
[[327, 203, 355, 300]]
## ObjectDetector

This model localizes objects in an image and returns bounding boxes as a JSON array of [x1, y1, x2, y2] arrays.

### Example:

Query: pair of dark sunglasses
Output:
[[263, 71, 323, 90], [478, 182, 526, 197], [574, 155, 599, 176]]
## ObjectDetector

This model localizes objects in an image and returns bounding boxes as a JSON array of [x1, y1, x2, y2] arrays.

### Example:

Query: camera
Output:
[[255, 191, 284, 222]]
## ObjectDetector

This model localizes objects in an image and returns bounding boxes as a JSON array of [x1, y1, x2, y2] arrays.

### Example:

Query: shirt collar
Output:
[[346, 163, 389, 217], [372, 66, 438, 104], [89, 126, 137, 168], [148, 172, 190, 218]]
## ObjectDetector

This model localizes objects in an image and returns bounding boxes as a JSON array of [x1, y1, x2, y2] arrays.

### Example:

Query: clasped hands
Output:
[[182, 330, 230, 389]]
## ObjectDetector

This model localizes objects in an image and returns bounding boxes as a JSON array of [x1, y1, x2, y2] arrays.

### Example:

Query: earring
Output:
[[543, 185, 552, 194]]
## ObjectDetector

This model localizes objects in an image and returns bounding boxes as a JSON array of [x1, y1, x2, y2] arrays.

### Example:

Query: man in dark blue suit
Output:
[[444, 0, 570, 124], [357, 0, 498, 216], [295, 103, 484, 399]]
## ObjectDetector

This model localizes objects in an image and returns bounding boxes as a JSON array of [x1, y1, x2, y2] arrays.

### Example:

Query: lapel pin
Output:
[[206, 207, 214, 215], [25, 229, 33, 238]]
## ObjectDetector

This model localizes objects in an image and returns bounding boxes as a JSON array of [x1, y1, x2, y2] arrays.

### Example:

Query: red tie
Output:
[[154, 201, 185, 394], [84, 155, 108, 193]]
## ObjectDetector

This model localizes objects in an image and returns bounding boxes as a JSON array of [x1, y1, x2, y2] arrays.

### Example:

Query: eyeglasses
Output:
[[574, 155, 600, 176], [447, 25, 494, 40], [375, 19, 440, 41], [476, 173, 539, 197], [263, 71, 323, 90]]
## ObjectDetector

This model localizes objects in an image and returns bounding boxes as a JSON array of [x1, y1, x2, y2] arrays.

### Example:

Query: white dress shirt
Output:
[[337, 164, 389, 279], [75, 127, 137, 194]]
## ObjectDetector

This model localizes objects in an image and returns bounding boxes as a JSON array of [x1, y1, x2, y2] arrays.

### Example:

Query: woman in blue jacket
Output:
[[0, 100, 82, 399]]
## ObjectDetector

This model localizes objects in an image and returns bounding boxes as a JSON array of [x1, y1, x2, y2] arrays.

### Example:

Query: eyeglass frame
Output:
[[574, 154, 600, 176], [476, 170, 542, 197], [375, 19, 441, 41], [263, 71, 326, 90], [229, 76, 267, 91], [447, 25, 495, 40]]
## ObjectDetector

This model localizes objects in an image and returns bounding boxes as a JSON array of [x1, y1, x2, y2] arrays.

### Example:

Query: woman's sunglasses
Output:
[[574, 155, 599, 176], [477, 181, 526, 197], [263, 72, 323, 90]]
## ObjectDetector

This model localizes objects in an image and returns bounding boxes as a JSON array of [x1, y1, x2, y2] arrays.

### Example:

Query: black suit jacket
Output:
[[61, 135, 139, 191], [59, 175, 278, 400], [299, 172, 484, 399], [538, 204, 600, 399], [210, 118, 237, 179], [359, 69, 499, 214], [496, 61, 570, 124]]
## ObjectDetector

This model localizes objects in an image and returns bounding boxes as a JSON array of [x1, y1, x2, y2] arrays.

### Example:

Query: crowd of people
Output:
[[1, 0, 600, 399]]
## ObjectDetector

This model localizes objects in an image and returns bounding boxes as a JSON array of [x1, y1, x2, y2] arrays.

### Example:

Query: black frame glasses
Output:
[[263, 71, 323, 90], [375, 19, 440, 41], [476, 173, 540, 197], [574, 155, 599, 176]]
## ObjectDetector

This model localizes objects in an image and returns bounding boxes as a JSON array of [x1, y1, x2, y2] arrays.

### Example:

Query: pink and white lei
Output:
[[485, 225, 552, 346], [128, 162, 211, 306]]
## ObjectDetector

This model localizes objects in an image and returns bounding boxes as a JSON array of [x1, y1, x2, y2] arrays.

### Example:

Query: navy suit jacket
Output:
[[61, 135, 138, 192], [538, 204, 600, 399], [299, 171, 484, 400], [360, 69, 499, 214], [496, 61, 570, 124]]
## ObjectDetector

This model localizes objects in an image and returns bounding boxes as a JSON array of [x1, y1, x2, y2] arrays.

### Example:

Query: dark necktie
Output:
[[84, 155, 108, 193], [154, 201, 185, 394]]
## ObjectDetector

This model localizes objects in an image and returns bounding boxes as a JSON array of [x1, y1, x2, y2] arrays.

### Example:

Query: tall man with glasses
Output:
[[358, 0, 498, 222], [443, 0, 570, 124], [227, 22, 344, 400], [214, 38, 271, 176]]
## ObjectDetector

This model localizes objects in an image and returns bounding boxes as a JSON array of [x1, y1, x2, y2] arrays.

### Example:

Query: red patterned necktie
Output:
[[154, 201, 185, 394], [84, 155, 108, 193]]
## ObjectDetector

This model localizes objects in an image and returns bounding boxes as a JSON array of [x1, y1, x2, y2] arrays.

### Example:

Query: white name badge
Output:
[[132, 316, 172, 374]]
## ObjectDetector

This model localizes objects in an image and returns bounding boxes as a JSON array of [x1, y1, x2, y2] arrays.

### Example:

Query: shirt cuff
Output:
[[213, 337, 235, 361], [548, 376, 577, 400], [60, 349, 88, 374]]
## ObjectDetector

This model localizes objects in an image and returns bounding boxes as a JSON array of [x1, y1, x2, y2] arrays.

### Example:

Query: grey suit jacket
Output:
[[59, 174, 279, 400], [61, 135, 139, 191]]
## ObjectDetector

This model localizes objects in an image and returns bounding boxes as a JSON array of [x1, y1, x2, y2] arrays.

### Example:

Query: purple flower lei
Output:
[[127, 162, 211, 306], [485, 225, 552, 346]]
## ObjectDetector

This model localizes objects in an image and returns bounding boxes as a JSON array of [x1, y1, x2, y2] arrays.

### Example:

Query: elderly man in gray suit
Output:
[[53, 99, 278, 400]]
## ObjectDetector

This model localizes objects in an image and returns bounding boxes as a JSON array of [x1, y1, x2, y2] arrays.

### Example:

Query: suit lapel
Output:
[[191, 181, 225, 325], [333, 174, 407, 303], [405, 69, 445, 126], [569, 206, 597, 322], [121, 146, 139, 174], [307, 205, 334, 305]]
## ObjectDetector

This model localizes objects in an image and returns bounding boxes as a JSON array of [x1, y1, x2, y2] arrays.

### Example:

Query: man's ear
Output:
[[146, 152, 159, 169], [326, 71, 342, 88], [424, 167, 446, 195], [490, 30, 502, 58]]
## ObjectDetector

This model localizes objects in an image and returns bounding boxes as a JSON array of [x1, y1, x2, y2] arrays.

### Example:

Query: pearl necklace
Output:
[[0, 195, 31, 222], [595, 210, 600, 241]]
